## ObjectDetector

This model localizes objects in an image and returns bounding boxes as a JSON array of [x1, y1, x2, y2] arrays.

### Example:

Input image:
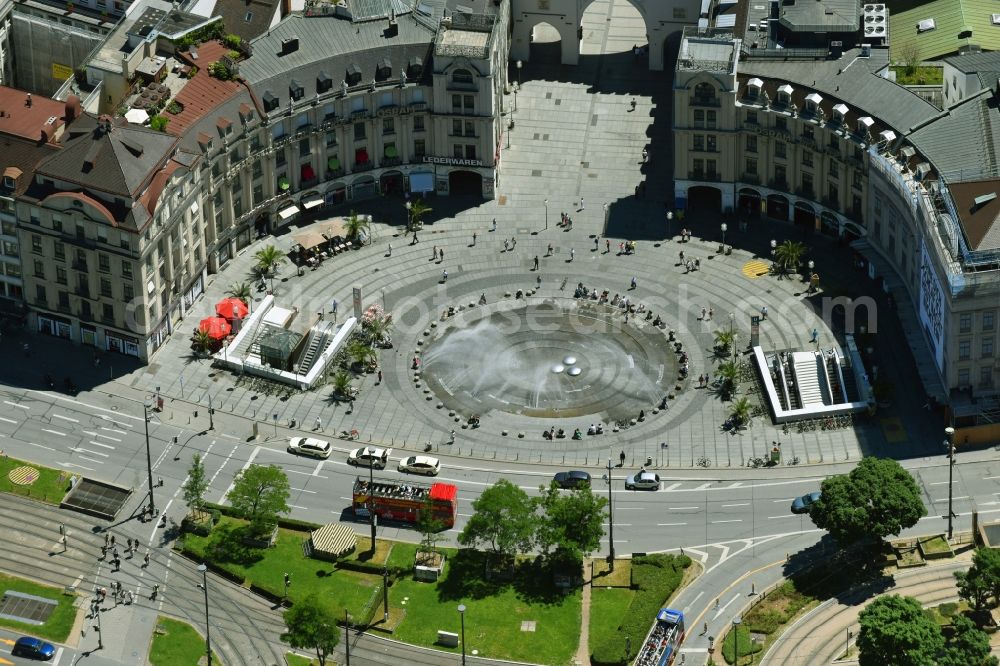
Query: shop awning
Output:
[[355, 148, 369, 163], [384, 145, 398, 158], [302, 196, 324, 210], [294, 229, 327, 249], [328, 156, 340, 171], [278, 205, 299, 221], [409, 172, 434, 194], [301, 164, 315, 181]]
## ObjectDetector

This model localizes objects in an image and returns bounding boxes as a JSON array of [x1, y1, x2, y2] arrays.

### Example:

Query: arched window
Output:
[[452, 69, 473, 86], [694, 82, 716, 103]]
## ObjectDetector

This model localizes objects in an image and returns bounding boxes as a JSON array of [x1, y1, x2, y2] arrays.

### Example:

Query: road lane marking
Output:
[[712, 593, 742, 621], [289, 504, 309, 510], [291, 487, 317, 494], [711, 519, 742, 524], [929, 481, 950, 485], [984, 475, 1000, 480], [663, 482, 682, 491], [685, 548, 709, 563], [768, 514, 796, 520], [98, 414, 134, 428], [41, 429, 66, 437], [81, 430, 122, 441], [657, 522, 688, 526], [0, 417, 17, 424], [616, 507, 644, 510], [70, 447, 109, 458], [3, 400, 28, 410], [100, 427, 127, 435], [312, 461, 326, 477], [934, 496, 969, 502], [52, 414, 79, 423], [30, 442, 56, 451], [694, 483, 713, 490], [78, 456, 103, 465], [721, 503, 750, 508], [669, 506, 700, 510], [87, 441, 116, 450], [59, 462, 95, 471], [773, 498, 794, 502]]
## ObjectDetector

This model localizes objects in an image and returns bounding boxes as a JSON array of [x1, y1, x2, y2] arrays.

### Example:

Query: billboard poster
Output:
[[918, 238, 946, 374]]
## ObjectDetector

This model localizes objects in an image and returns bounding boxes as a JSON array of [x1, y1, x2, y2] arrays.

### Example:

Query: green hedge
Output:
[[722, 625, 762, 664], [200, 502, 321, 533], [590, 554, 691, 665]]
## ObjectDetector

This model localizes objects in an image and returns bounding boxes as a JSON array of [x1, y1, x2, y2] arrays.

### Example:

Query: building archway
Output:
[[449, 170, 484, 197], [380, 170, 404, 196], [793, 200, 816, 227], [767, 193, 789, 220], [351, 175, 376, 200], [527, 21, 564, 64], [738, 187, 762, 218], [820, 211, 840, 236], [688, 185, 722, 213]]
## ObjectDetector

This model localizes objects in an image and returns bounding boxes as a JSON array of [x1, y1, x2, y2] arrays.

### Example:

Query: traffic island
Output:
[[148, 616, 223, 666], [0, 456, 75, 505], [0, 572, 78, 642]]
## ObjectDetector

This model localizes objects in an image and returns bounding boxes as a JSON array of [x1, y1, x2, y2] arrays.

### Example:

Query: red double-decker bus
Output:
[[352, 477, 458, 528]]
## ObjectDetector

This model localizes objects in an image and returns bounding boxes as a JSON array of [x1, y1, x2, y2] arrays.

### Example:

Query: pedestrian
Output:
[[594, 237, 599, 250], [100, 545, 107, 560], [432, 245, 437, 260], [110, 535, 115, 547], [412, 231, 419, 244], [472, 232, 477, 246], [536, 275, 542, 288], [503, 239, 509, 252], [386, 242, 392, 256], [570, 248, 575, 261], [810, 328, 819, 343], [151, 584, 159, 600], [619, 450, 626, 466], [695, 258, 700, 270], [547, 243, 553, 256], [698, 373, 705, 387], [630, 276, 637, 290], [579, 197, 585, 211], [606, 239, 610, 253], [708, 308, 713, 320], [761, 305, 768, 320], [314, 416, 322, 431], [143, 551, 150, 567], [112, 547, 119, 559], [679, 250, 685, 262], [332, 299, 338, 319], [104, 533, 110, 547], [630, 97, 636, 110], [377, 369, 383, 383], [641, 148, 648, 163], [533, 255, 539, 270], [701, 307, 707, 320], [442, 269, 448, 282], [620, 241, 625, 254], [491, 218, 497, 232], [113, 557, 120, 571], [511, 237, 517, 250], [126, 591, 133, 605]]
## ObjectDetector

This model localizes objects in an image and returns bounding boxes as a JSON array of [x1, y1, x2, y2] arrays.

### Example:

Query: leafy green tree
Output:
[[191, 328, 214, 354], [346, 339, 377, 369], [713, 329, 736, 355], [536, 483, 608, 563], [227, 281, 252, 303], [774, 240, 807, 274], [149, 115, 169, 132], [408, 200, 432, 230], [331, 369, 354, 400], [458, 479, 536, 560], [938, 615, 997, 666], [416, 496, 445, 555], [344, 210, 371, 241], [956, 547, 1000, 610], [717, 361, 739, 396], [282, 594, 340, 665], [182, 453, 209, 513], [857, 595, 944, 666], [227, 464, 290, 536], [254, 245, 286, 278], [729, 396, 752, 427], [809, 456, 926, 546]]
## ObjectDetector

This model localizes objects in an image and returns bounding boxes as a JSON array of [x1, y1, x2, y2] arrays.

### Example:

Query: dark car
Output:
[[791, 491, 822, 514], [553, 471, 591, 489], [13, 637, 55, 660]]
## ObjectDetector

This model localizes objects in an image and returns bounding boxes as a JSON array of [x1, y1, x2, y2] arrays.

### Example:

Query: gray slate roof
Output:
[[740, 48, 940, 133], [212, 0, 281, 42], [35, 115, 177, 199], [778, 0, 860, 32], [907, 89, 1000, 182], [942, 51, 1000, 94], [240, 13, 436, 109]]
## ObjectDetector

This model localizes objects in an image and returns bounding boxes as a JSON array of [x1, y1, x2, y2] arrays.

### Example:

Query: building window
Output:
[[413, 116, 425, 132], [957, 368, 970, 386], [959, 339, 971, 360], [673, 7, 686, 19], [123, 283, 133, 301], [803, 151, 813, 167], [746, 135, 757, 153], [465, 145, 476, 160], [693, 158, 704, 176], [693, 109, 704, 128], [31, 235, 42, 254], [414, 139, 426, 158], [452, 119, 462, 136], [801, 173, 813, 194], [706, 110, 717, 128], [983, 337, 995, 358], [775, 117, 787, 132], [326, 132, 337, 148], [451, 69, 473, 86], [980, 366, 994, 388], [252, 160, 263, 179], [982, 312, 995, 331], [960, 313, 972, 333], [693, 135, 704, 151], [774, 165, 786, 185], [746, 110, 757, 125], [53, 241, 64, 261], [103, 303, 115, 323], [99, 253, 110, 273], [121, 261, 132, 278], [775, 142, 786, 159], [802, 125, 814, 141], [33, 259, 44, 278], [56, 267, 67, 285], [706, 159, 717, 178], [35, 284, 46, 303], [100, 277, 112, 297], [52, 216, 63, 232], [706, 135, 717, 152], [58, 291, 69, 308], [299, 138, 310, 158], [253, 184, 263, 206], [453, 144, 462, 159], [383, 118, 394, 135], [746, 158, 757, 175], [354, 122, 366, 140], [828, 184, 839, 203]]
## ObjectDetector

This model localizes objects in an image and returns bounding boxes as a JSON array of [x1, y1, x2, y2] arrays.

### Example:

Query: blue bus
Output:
[[634, 608, 685, 666]]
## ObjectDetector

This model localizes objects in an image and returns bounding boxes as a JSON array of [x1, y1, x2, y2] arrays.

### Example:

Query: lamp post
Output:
[[945, 426, 956, 540], [516, 59, 522, 88], [283, 572, 291, 601], [94, 598, 103, 649], [345, 609, 351, 666], [729, 312, 736, 362], [603, 202, 610, 237], [544, 199, 548, 230], [208, 394, 215, 430], [732, 617, 742, 665], [457, 604, 467, 666], [603, 458, 615, 571], [405, 201, 412, 231], [367, 451, 377, 552], [720, 223, 727, 251], [198, 564, 212, 666], [770, 238, 777, 256], [143, 399, 156, 518], [807, 260, 815, 291], [666, 210, 673, 240]]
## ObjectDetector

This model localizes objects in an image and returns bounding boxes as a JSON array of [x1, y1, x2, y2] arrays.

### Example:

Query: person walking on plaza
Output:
[[810, 328, 819, 343], [579, 198, 585, 211], [432, 245, 437, 261], [412, 231, 419, 244], [761, 305, 768, 320], [386, 242, 392, 257], [533, 256, 539, 270], [440, 248, 445, 262], [511, 237, 517, 250], [314, 416, 322, 431], [143, 551, 150, 568], [606, 239, 610, 253], [594, 237, 599, 251], [570, 248, 575, 262], [472, 232, 477, 246], [630, 276, 637, 290], [491, 218, 497, 232], [546, 243, 553, 256], [619, 450, 626, 466]]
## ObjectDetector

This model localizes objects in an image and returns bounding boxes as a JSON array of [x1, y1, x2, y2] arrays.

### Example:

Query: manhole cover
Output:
[[8, 466, 39, 486]]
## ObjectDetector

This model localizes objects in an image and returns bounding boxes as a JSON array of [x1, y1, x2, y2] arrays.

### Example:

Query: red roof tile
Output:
[[167, 41, 244, 137]]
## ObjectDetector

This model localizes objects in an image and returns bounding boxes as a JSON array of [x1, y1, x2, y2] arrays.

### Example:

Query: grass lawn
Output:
[[924, 601, 971, 627], [591, 559, 632, 588], [890, 65, 943, 85], [149, 617, 222, 666], [0, 573, 78, 642], [919, 535, 952, 556], [722, 625, 762, 665], [286, 652, 334, 666], [390, 550, 581, 665], [588, 588, 634, 654], [0, 456, 74, 504]]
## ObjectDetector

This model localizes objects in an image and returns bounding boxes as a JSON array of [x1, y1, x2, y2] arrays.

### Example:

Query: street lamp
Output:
[[666, 211, 673, 240], [720, 223, 727, 251], [544, 199, 548, 230], [729, 312, 736, 362], [457, 604, 467, 666], [945, 426, 956, 540], [732, 617, 742, 665], [516, 60, 522, 87], [367, 449, 377, 552], [405, 201, 412, 231], [807, 259, 816, 291], [198, 564, 212, 666], [603, 202, 610, 237], [770, 238, 777, 256], [603, 458, 615, 571], [143, 399, 156, 519]]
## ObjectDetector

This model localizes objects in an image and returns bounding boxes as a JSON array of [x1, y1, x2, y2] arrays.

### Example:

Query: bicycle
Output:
[[696, 456, 711, 468], [785, 456, 801, 466]]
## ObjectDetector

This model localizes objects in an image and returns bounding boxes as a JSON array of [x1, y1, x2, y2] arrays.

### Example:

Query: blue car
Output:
[[791, 491, 822, 514], [13, 636, 55, 660]]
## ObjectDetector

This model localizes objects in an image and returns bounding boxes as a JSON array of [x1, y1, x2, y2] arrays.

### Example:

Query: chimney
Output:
[[386, 9, 398, 37], [280, 37, 299, 56], [65, 95, 81, 123]]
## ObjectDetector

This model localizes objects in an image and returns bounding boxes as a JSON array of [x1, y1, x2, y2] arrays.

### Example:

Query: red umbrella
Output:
[[199, 316, 232, 340], [215, 297, 249, 320]]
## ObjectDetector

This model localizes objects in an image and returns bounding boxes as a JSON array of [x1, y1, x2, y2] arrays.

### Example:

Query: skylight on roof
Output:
[[917, 18, 936, 33], [992, 13, 1000, 26]]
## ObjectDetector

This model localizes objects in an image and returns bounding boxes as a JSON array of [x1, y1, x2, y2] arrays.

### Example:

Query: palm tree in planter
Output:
[[227, 282, 253, 314], [713, 329, 737, 357], [346, 339, 377, 372], [331, 369, 354, 401], [717, 361, 740, 399], [408, 200, 432, 231], [774, 240, 807, 276], [729, 396, 752, 429], [365, 315, 393, 348], [191, 329, 214, 356], [343, 211, 371, 244], [253, 245, 286, 291]]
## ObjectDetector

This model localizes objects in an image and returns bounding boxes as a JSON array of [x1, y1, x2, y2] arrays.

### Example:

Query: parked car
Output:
[[12, 637, 55, 660], [791, 491, 822, 514], [398, 455, 441, 476], [625, 471, 660, 490], [553, 470, 592, 489], [287, 437, 332, 459], [348, 446, 393, 469]]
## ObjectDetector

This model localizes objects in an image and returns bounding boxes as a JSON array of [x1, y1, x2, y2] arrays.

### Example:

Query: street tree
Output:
[[713, 328, 737, 356], [729, 396, 752, 428], [457, 479, 535, 561], [809, 456, 926, 546], [182, 453, 209, 514], [226, 281, 252, 303], [774, 240, 807, 274], [344, 210, 371, 242], [536, 483, 608, 564], [416, 496, 445, 555], [408, 200, 432, 229], [938, 615, 997, 666], [857, 594, 943, 666], [956, 547, 1000, 610], [227, 464, 291, 536], [253, 245, 286, 278], [282, 594, 340, 665]]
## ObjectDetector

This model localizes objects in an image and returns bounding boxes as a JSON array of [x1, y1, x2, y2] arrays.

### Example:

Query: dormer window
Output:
[[693, 82, 717, 105], [317, 72, 332, 94], [832, 103, 848, 124], [407, 56, 423, 79], [2, 176, 14, 189], [805, 92, 822, 115], [746, 77, 763, 99], [346, 64, 362, 86], [857, 116, 874, 136], [289, 80, 305, 101], [262, 91, 279, 113], [452, 68, 473, 86], [376, 58, 392, 81], [777, 84, 793, 106]]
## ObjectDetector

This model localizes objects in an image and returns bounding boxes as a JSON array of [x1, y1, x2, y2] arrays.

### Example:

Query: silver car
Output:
[[398, 455, 441, 476], [625, 471, 660, 490]]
